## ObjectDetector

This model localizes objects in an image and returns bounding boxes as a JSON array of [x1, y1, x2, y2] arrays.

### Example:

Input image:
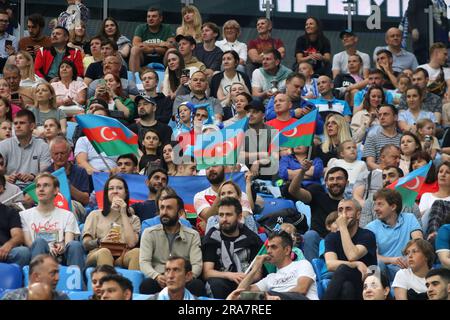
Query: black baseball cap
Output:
[[245, 100, 265, 113], [339, 29, 356, 39], [135, 95, 156, 105], [88, 98, 108, 109], [175, 34, 196, 46]]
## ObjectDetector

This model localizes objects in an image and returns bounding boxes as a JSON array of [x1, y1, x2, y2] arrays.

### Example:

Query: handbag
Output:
[[99, 241, 127, 258], [427, 67, 447, 97]]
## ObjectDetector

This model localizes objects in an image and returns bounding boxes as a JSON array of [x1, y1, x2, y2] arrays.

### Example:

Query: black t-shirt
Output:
[[131, 200, 157, 222], [202, 225, 263, 272], [306, 184, 341, 238], [295, 35, 331, 74], [193, 44, 223, 71], [85, 61, 128, 80], [0, 204, 21, 246], [128, 121, 173, 148], [139, 154, 164, 173], [324, 228, 378, 267], [153, 93, 173, 124]]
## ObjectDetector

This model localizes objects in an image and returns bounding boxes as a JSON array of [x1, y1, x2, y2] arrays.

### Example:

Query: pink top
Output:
[[11, 103, 21, 118], [51, 80, 87, 101]]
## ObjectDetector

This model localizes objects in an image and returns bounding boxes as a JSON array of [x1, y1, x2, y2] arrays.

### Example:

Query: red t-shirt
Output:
[[248, 37, 284, 54], [416, 181, 440, 202], [266, 117, 297, 132]]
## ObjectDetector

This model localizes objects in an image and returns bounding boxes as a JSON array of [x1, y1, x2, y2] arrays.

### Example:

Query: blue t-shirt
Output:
[[354, 88, 394, 107], [325, 227, 378, 267], [365, 213, 422, 258], [435, 224, 450, 252]]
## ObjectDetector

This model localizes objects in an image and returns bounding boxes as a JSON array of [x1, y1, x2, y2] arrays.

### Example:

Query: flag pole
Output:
[[307, 144, 313, 160], [1, 191, 24, 204]]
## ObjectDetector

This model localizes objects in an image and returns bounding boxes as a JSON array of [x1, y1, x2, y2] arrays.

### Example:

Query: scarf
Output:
[[157, 287, 196, 300], [259, 64, 292, 90]]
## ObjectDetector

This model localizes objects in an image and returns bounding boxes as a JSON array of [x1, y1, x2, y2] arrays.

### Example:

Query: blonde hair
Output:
[[322, 114, 352, 153], [34, 82, 57, 110], [69, 21, 88, 45], [16, 50, 37, 82], [416, 118, 435, 141], [180, 5, 202, 42], [222, 20, 241, 38], [218, 180, 242, 199]]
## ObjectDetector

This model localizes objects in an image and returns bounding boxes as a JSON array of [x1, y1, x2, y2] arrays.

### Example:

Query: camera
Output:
[[270, 80, 279, 94], [181, 68, 190, 78]]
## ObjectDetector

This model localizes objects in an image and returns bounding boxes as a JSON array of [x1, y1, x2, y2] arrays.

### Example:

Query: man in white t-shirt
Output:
[[418, 42, 450, 97], [227, 231, 318, 300], [20, 173, 84, 270]]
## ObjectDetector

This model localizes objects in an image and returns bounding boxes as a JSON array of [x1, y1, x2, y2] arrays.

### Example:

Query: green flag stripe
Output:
[[23, 183, 38, 203], [280, 134, 314, 148], [397, 187, 418, 207], [90, 140, 138, 156]]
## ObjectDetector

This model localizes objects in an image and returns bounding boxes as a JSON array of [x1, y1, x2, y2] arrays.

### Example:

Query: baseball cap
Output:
[[339, 29, 356, 39], [88, 98, 108, 109], [244, 100, 265, 113], [135, 95, 156, 105], [175, 34, 196, 46]]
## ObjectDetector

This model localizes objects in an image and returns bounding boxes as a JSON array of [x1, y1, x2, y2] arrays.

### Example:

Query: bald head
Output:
[[28, 282, 53, 300], [385, 28, 402, 49], [317, 75, 333, 96]]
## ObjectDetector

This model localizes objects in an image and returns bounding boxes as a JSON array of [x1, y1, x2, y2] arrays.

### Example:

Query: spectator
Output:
[[362, 272, 391, 300], [265, 93, 297, 131], [210, 50, 251, 102], [20, 173, 84, 270], [298, 61, 319, 99], [68, 21, 89, 54], [57, 0, 89, 31], [98, 17, 132, 61], [392, 239, 435, 300], [366, 188, 423, 282], [30, 82, 68, 137], [14, 50, 43, 88], [0, 154, 22, 204], [116, 153, 139, 174], [27, 282, 52, 300], [288, 164, 347, 261], [363, 104, 401, 170], [309, 75, 352, 122], [323, 199, 377, 300], [398, 68, 442, 124], [162, 143, 177, 176], [294, 17, 331, 76], [175, 5, 202, 43], [247, 17, 285, 76], [392, 73, 412, 106], [202, 197, 262, 299], [129, 94, 172, 148], [0, 9, 17, 72], [399, 85, 436, 133], [353, 69, 394, 111], [4, 64, 34, 108], [46, 135, 90, 210], [399, 131, 422, 175], [435, 225, 450, 269], [409, 151, 439, 200], [373, 27, 418, 73], [139, 194, 205, 296], [327, 140, 367, 186], [332, 29, 370, 79], [18, 13, 51, 59], [426, 200, 450, 244], [317, 114, 352, 167], [51, 60, 87, 109], [175, 34, 206, 74], [222, 84, 251, 124], [89, 264, 118, 300], [99, 274, 133, 300], [161, 50, 188, 100], [172, 101, 194, 138], [374, 49, 399, 90], [425, 268, 450, 300], [216, 20, 247, 73], [193, 22, 223, 78], [1, 254, 69, 300], [227, 231, 318, 300], [0, 201, 30, 266], [82, 175, 141, 270], [139, 129, 164, 175], [418, 42, 450, 98], [0, 109, 51, 189], [138, 68, 172, 124], [0, 94, 12, 122], [251, 49, 292, 101], [333, 54, 366, 108], [34, 26, 84, 81], [279, 145, 323, 187], [82, 36, 102, 72], [148, 256, 198, 300], [0, 119, 11, 141], [42, 118, 62, 145], [350, 85, 384, 144], [416, 119, 440, 160], [129, 7, 175, 72]]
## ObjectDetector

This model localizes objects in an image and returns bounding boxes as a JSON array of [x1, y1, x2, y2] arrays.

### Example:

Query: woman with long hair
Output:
[[161, 49, 188, 100], [318, 114, 352, 166], [399, 85, 436, 133], [362, 273, 392, 300], [82, 175, 141, 270], [176, 5, 202, 43], [409, 151, 439, 200], [351, 85, 385, 143], [68, 21, 90, 53], [294, 17, 331, 76], [15, 50, 43, 88], [89, 265, 118, 300], [42, 117, 62, 144], [139, 128, 164, 175], [399, 131, 422, 175], [162, 142, 177, 176], [0, 78, 21, 117], [97, 17, 132, 60]]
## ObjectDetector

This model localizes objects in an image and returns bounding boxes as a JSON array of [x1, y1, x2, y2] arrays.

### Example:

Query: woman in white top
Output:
[[392, 239, 435, 300], [398, 85, 436, 133], [161, 50, 189, 100], [216, 20, 247, 72], [51, 60, 87, 108], [15, 50, 43, 88]]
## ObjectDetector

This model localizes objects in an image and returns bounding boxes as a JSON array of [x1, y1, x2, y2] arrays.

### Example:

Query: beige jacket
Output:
[[139, 223, 202, 279]]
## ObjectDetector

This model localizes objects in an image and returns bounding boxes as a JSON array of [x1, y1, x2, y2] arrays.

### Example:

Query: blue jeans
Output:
[[303, 230, 322, 262], [6, 246, 31, 267], [31, 238, 85, 270]]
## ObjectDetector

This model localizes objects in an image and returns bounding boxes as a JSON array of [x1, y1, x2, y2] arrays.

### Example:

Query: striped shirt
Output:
[[362, 130, 401, 162]]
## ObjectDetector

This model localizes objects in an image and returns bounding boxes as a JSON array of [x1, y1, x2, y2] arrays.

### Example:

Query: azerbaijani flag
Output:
[[75, 114, 138, 156], [387, 160, 432, 206], [273, 108, 318, 148], [23, 168, 72, 211], [187, 117, 248, 170]]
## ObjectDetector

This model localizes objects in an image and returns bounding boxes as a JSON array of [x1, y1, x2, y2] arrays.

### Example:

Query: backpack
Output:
[[428, 67, 447, 97], [257, 208, 308, 235]]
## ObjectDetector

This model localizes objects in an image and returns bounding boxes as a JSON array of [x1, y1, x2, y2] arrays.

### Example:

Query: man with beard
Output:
[[129, 95, 172, 149], [359, 166, 421, 227], [194, 165, 252, 235], [227, 231, 318, 300], [201, 197, 262, 299], [288, 163, 348, 262], [131, 168, 168, 222], [323, 199, 377, 300], [139, 195, 205, 296]]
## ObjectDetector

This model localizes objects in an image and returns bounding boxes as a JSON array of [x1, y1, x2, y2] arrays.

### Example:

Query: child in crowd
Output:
[[317, 211, 339, 278], [0, 119, 12, 141], [416, 119, 440, 160], [139, 128, 163, 175], [399, 132, 422, 175], [298, 62, 319, 99], [280, 223, 305, 261], [392, 73, 411, 106]]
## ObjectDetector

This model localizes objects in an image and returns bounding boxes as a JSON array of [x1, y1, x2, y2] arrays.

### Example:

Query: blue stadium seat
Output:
[[254, 198, 296, 220], [85, 267, 144, 293], [295, 201, 311, 229], [311, 258, 327, 299], [66, 121, 78, 144], [0, 263, 23, 290], [133, 293, 150, 300], [23, 265, 83, 291], [67, 290, 92, 300]]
